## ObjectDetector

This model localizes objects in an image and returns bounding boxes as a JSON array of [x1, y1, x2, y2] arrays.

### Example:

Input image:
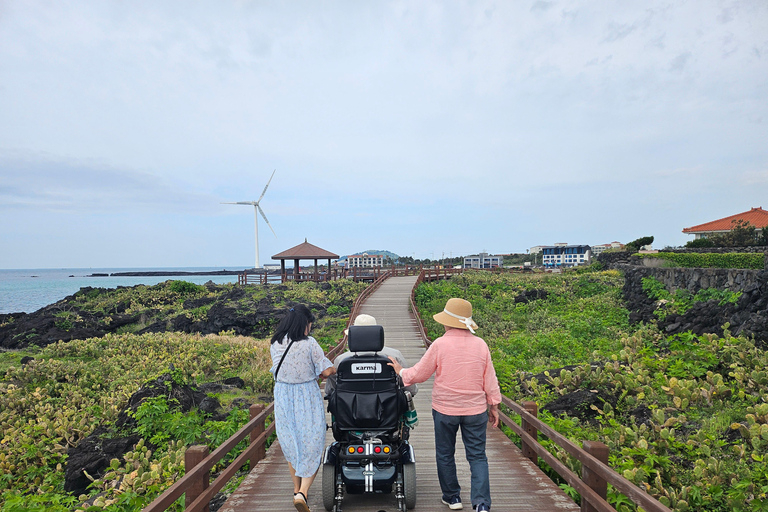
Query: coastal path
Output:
[[220, 275, 581, 512], [143, 270, 672, 512]]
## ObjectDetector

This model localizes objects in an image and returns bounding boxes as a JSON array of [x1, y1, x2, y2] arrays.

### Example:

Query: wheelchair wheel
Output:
[[322, 463, 336, 511], [403, 462, 416, 509]]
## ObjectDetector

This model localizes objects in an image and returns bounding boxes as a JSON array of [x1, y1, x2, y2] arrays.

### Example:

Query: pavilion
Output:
[[272, 239, 339, 281]]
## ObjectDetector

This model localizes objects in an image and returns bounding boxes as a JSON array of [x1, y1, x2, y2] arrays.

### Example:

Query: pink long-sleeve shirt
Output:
[[400, 328, 502, 416]]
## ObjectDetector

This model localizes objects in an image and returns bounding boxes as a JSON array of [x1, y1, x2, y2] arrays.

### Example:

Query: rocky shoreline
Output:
[[0, 280, 345, 350], [87, 269, 273, 277]]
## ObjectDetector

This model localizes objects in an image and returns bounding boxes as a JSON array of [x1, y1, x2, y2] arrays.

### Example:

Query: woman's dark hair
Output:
[[270, 304, 316, 344]]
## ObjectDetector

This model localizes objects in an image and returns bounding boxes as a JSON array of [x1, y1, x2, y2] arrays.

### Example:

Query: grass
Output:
[[414, 268, 768, 512]]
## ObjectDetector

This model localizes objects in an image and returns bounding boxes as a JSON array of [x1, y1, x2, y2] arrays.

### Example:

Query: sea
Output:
[[0, 267, 247, 314]]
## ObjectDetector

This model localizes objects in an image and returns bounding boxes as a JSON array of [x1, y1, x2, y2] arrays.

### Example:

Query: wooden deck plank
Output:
[[220, 276, 579, 512]]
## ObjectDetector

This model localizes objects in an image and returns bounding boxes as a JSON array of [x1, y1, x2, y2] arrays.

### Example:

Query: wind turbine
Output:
[[222, 170, 277, 269]]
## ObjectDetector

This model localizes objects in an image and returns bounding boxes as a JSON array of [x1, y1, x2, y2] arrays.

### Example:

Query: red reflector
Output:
[[374, 446, 382, 453], [357, 446, 364, 453]]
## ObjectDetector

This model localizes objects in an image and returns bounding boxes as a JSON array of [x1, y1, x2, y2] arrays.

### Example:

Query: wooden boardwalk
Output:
[[220, 276, 580, 512]]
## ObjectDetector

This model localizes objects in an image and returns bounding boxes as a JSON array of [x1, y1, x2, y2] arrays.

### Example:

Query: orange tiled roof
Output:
[[682, 207, 768, 233]]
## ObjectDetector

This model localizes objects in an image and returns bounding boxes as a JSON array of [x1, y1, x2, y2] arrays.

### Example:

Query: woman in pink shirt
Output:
[[389, 298, 501, 512]]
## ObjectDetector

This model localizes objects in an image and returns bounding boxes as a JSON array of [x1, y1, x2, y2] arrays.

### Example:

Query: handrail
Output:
[[501, 397, 671, 512], [407, 274, 672, 512], [142, 404, 274, 512]]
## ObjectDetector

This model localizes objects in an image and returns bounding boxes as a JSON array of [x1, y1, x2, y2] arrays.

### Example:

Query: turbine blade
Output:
[[257, 169, 276, 203], [222, 201, 255, 205], [258, 205, 277, 238]]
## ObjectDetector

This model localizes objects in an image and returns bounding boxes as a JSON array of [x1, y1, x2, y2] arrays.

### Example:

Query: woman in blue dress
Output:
[[270, 304, 336, 512]]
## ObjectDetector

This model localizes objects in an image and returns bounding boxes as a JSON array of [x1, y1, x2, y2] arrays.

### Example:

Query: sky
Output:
[[1, 1, 767, 269]]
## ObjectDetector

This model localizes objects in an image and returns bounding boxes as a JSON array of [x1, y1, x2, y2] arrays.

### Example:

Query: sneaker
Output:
[[441, 495, 463, 510], [475, 505, 490, 512]]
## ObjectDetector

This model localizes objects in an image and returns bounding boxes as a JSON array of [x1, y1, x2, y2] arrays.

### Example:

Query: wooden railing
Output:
[[142, 403, 274, 512], [407, 275, 672, 512], [238, 264, 453, 285], [500, 398, 671, 512]]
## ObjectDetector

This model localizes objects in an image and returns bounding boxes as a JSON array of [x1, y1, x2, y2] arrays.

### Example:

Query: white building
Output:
[[541, 244, 592, 268], [590, 242, 624, 256], [463, 252, 503, 269], [347, 253, 384, 268]]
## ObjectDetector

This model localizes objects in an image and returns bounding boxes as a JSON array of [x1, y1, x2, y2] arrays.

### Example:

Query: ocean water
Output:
[[0, 267, 247, 314]]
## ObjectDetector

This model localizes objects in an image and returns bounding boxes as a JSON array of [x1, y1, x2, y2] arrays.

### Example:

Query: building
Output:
[[347, 252, 384, 268], [541, 244, 591, 268], [463, 252, 503, 269], [590, 242, 624, 256], [683, 207, 768, 239]]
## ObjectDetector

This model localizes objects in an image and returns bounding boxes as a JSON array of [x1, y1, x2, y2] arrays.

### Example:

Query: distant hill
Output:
[[337, 249, 401, 262]]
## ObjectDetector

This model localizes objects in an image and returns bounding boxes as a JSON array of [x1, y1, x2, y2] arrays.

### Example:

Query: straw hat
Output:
[[433, 298, 478, 333], [344, 313, 377, 335]]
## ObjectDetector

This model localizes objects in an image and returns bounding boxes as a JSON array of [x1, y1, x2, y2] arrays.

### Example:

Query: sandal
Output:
[[293, 491, 310, 512]]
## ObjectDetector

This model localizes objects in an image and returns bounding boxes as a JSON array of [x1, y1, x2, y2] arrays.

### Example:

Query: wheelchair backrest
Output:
[[347, 324, 384, 352], [330, 324, 406, 431]]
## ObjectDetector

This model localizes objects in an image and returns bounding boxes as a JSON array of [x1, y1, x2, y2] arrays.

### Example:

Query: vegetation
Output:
[[415, 269, 768, 512], [625, 236, 655, 253], [0, 333, 271, 511], [5, 266, 767, 511], [0, 280, 359, 511], [637, 252, 764, 269], [642, 276, 742, 320]]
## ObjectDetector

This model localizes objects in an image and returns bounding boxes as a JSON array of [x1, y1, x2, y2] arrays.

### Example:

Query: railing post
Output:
[[581, 441, 609, 512], [249, 404, 266, 468], [185, 445, 210, 512], [521, 401, 538, 465]]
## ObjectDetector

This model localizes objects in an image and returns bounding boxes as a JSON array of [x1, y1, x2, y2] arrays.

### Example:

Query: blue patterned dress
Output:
[[270, 335, 333, 477]]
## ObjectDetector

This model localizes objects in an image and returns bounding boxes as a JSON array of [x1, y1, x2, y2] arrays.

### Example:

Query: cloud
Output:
[[603, 21, 640, 43], [741, 170, 768, 185], [530, 1, 555, 13], [0, 152, 221, 214], [653, 166, 703, 177], [669, 51, 692, 71]]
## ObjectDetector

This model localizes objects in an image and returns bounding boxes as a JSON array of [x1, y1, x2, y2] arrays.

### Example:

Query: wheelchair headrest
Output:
[[347, 324, 385, 352]]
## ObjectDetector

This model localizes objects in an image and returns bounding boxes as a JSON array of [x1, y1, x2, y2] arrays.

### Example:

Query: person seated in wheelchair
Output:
[[325, 314, 417, 401], [323, 323, 417, 511]]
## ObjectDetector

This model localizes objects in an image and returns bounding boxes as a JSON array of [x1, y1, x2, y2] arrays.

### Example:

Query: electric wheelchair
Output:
[[322, 324, 416, 512]]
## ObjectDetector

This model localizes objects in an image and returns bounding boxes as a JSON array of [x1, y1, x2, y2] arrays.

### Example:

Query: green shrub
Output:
[[626, 236, 654, 252], [641, 276, 742, 319], [167, 281, 206, 295], [639, 252, 764, 269]]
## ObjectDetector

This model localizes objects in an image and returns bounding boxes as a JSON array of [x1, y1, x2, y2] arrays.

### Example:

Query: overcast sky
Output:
[[1, 1, 767, 269]]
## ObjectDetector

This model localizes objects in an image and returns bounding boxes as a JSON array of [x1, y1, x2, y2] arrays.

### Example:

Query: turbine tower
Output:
[[222, 170, 277, 269]]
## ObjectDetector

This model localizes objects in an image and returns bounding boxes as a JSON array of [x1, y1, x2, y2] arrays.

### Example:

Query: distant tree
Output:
[[685, 238, 714, 248], [503, 253, 534, 265], [759, 227, 768, 246], [728, 219, 760, 246], [625, 236, 654, 252]]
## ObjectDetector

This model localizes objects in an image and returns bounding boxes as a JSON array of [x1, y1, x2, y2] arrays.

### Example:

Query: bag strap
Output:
[[273, 339, 296, 381]]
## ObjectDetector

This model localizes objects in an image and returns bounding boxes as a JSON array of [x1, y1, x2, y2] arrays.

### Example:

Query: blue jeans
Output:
[[432, 409, 491, 509]]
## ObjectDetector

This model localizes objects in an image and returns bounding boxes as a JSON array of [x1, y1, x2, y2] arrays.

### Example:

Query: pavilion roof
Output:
[[682, 207, 768, 233], [272, 239, 339, 260]]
